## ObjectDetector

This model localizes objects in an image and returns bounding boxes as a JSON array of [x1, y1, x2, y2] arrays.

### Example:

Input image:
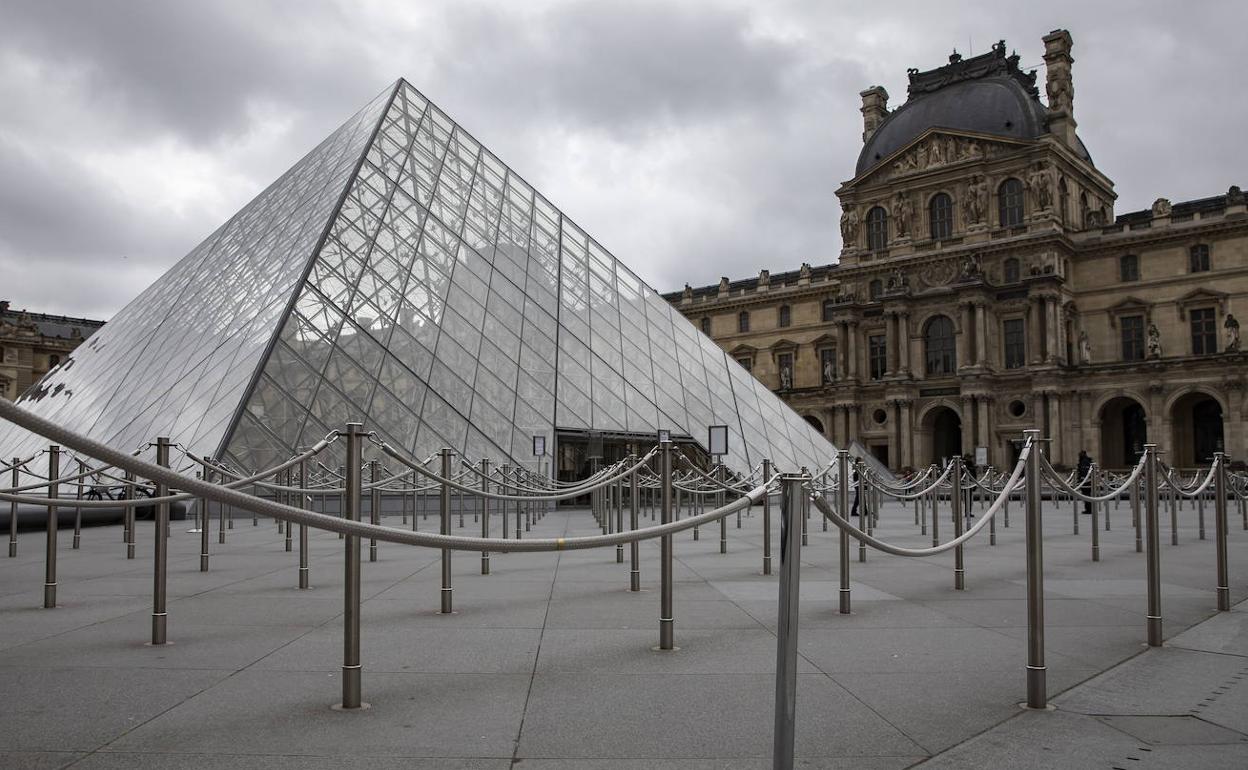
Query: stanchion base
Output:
[[1018, 702, 1056, 711], [650, 645, 681, 652], [331, 702, 371, 711]]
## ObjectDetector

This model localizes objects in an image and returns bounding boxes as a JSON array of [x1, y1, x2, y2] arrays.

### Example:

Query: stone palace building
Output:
[[667, 30, 1247, 471], [0, 300, 104, 402]]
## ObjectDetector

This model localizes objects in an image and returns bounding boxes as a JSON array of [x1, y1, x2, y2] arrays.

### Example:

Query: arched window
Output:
[[778, 304, 791, 328], [1058, 178, 1069, 225], [929, 193, 954, 241], [924, 315, 957, 376], [700, 317, 711, 335], [1003, 257, 1021, 283], [866, 206, 888, 251], [737, 311, 750, 333], [868, 279, 883, 300], [998, 178, 1025, 227], [1120, 254, 1139, 282]]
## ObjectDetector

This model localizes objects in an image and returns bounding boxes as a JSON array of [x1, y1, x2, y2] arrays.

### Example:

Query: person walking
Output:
[[1077, 450, 1093, 515], [961, 453, 977, 519], [850, 467, 861, 517]]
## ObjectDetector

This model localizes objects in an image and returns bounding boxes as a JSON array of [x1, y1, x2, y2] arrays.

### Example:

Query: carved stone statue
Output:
[[1229, 185, 1245, 206], [959, 254, 983, 280], [1078, 330, 1092, 365], [682, 284, 693, 301], [1226, 314, 1241, 352], [892, 192, 913, 239], [718, 276, 729, 294], [1027, 162, 1053, 211], [1147, 324, 1162, 359], [758, 269, 770, 287], [839, 208, 860, 243], [823, 357, 836, 385], [1151, 198, 1172, 217], [779, 364, 793, 390], [964, 175, 989, 225], [886, 267, 908, 291]]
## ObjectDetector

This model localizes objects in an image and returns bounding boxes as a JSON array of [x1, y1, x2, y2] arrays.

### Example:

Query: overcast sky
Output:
[[2, 0, 1245, 319]]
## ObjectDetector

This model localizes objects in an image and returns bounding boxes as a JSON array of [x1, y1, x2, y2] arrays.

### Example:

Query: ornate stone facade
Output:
[[667, 30, 1248, 471], [0, 301, 103, 401]]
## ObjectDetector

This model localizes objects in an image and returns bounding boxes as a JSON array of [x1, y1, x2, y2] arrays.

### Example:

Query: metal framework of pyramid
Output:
[[0, 79, 836, 476]]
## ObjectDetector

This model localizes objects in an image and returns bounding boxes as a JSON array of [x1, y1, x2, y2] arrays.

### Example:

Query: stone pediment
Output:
[[850, 129, 1033, 188], [1176, 287, 1228, 319], [728, 343, 757, 356]]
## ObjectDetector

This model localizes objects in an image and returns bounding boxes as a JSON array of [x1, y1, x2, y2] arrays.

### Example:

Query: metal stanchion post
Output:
[[718, 464, 727, 554], [837, 449, 851, 615], [857, 460, 867, 563], [514, 474, 523, 541], [1198, 485, 1206, 540], [762, 458, 772, 575], [338, 423, 365, 710], [500, 464, 509, 540], [440, 448, 454, 613], [630, 459, 641, 591], [1144, 444, 1163, 646], [1132, 473, 1142, 553], [772, 473, 806, 770], [1214, 454, 1230, 611], [368, 461, 380, 562], [125, 470, 136, 558], [200, 469, 211, 571], [930, 466, 940, 548], [1023, 429, 1046, 708], [616, 478, 624, 563], [481, 459, 490, 575], [1169, 481, 1178, 546], [72, 459, 83, 549], [8, 458, 17, 557], [44, 445, 60, 608], [1090, 465, 1100, 562], [298, 459, 310, 589], [151, 437, 170, 645], [284, 468, 294, 553], [953, 457, 964, 590], [658, 438, 675, 650]]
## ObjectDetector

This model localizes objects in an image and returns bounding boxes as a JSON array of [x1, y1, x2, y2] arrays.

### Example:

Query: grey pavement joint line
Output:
[[510, 508, 564, 767]]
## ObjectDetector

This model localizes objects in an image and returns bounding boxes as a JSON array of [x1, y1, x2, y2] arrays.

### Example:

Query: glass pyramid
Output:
[[0, 79, 836, 477]]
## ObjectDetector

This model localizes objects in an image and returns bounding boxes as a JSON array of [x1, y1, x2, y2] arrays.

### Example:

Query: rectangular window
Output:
[[778, 305, 791, 328], [700, 317, 711, 335], [819, 347, 836, 384], [1003, 318, 1026, 369], [1120, 254, 1139, 282], [1191, 308, 1217, 355], [736, 357, 752, 373], [1121, 315, 1145, 361], [868, 334, 887, 381], [738, 312, 750, 333], [822, 300, 835, 322], [1190, 244, 1210, 273]]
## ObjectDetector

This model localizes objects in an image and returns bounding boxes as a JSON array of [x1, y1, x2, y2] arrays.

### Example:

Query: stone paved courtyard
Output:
[[1, 497, 1245, 768]]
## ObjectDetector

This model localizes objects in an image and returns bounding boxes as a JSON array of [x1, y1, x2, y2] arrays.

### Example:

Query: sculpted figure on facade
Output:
[[1147, 323, 1163, 359], [1225, 313, 1241, 352], [1078, 330, 1092, 364], [963, 175, 989, 225], [1151, 197, 1172, 217], [892, 192, 913, 239], [779, 363, 793, 390], [823, 357, 836, 385], [1027, 162, 1053, 211], [840, 208, 860, 244]]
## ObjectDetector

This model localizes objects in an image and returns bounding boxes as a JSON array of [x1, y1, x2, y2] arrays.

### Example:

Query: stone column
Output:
[[847, 321, 859, 380], [961, 396, 976, 455], [1226, 387, 1245, 462], [885, 313, 896, 377], [847, 405, 860, 445], [959, 302, 974, 371], [1046, 296, 1060, 363], [900, 399, 914, 468], [975, 302, 988, 367], [977, 396, 992, 463], [898, 311, 912, 376], [838, 322, 849, 377], [1028, 297, 1043, 365], [1049, 392, 1064, 464]]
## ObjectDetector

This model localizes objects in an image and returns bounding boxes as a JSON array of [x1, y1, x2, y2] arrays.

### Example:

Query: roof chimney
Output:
[[859, 86, 889, 143]]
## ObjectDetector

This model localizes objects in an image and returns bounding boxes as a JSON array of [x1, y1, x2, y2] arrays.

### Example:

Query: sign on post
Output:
[[532, 435, 546, 457], [974, 446, 988, 467], [657, 429, 671, 444], [708, 424, 729, 458]]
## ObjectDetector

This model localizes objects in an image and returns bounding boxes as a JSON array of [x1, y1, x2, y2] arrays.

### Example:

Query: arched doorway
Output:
[[1171, 392, 1224, 466], [924, 406, 962, 466], [803, 415, 825, 435], [1098, 397, 1147, 468]]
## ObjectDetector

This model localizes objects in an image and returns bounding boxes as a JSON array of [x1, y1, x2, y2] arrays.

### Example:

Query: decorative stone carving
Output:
[[1229, 185, 1245, 206], [840, 208, 860, 243], [958, 254, 983, 280], [1026, 161, 1053, 211], [1078, 330, 1092, 365], [718, 276, 730, 295], [823, 357, 836, 385], [1151, 197, 1172, 217], [1147, 323, 1163, 359], [682, 284, 693, 301], [892, 192, 913, 239], [963, 175, 989, 225], [1226, 313, 1241, 352], [918, 259, 958, 288], [886, 134, 990, 180], [780, 364, 793, 390], [886, 268, 909, 291], [799, 263, 812, 280], [758, 269, 770, 288]]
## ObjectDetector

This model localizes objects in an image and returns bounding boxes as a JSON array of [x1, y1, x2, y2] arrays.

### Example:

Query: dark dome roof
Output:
[[855, 75, 1091, 177]]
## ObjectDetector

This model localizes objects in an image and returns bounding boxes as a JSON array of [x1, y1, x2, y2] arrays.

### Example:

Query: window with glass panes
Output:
[[1003, 257, 1020, 283], [1191, 308, 1217, 354], [738, 311, 750, 333], [1121, 315, 1145, 361], [778, 304, 791, 328], [929, 193, 954, 240], [1003, 318, 1025, 369], [1190, 244, 1210, 273], [866, 206, 888, 250], [700, 317, 711, 334], [1120, 254, 1139, 282], [822, 299, 835, 322], [868, 334, 887, 380], [924, 315, 957, 375], [998, 178, 1025, 226]]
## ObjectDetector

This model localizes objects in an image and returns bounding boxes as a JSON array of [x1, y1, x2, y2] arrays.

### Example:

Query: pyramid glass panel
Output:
[[0, 79, 837, 476]]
